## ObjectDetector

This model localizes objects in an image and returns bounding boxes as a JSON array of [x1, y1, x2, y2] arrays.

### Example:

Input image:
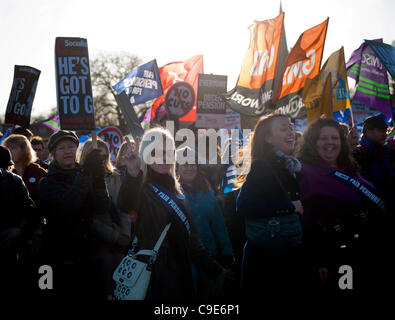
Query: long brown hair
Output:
[[233, 113, 289, 189], [78, 138, 114, 174], [2, 134, 37, 169], [298, 118, 359, 174]]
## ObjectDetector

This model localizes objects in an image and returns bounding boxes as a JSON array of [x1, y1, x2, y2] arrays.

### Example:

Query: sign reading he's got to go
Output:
[[55, 37, 95, 130]]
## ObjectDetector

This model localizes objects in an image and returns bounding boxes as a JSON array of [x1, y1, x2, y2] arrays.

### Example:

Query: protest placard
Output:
[[55, 37, 95, 130], [164, 81, 195, 118], [98, 126, 123, 165], [5, 65, 40, 127], [195, 74, 227, 128]]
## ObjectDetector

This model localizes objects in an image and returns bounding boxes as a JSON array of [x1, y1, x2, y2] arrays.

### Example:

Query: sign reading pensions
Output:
[[164, 81, 195, 118], [5, 65, 41, 127], [196, 74, 227, 128], [55, 37, 95, 130]]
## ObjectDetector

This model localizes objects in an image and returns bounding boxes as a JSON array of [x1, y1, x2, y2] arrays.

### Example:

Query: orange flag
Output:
[[151, 55, 203, 122], [224, 13, 286, 116], [273, 18, 329, 118]]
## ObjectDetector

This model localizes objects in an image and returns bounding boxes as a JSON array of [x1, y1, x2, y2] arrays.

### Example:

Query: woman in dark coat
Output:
[[117, 128, 224, 301], [235, 114, 304, 298], [298, 118, 387, 293], [38, 130, 114, 299]]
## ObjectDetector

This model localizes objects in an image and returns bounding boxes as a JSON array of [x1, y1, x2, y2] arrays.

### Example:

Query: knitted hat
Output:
[[48, 130, 79, 153], [0, 145, 14, 168], [362, 116, 388, 134]]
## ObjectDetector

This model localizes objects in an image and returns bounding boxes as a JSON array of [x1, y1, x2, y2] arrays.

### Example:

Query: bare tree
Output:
[[31, 106, 57, 123], [90, 51, 142, 133]]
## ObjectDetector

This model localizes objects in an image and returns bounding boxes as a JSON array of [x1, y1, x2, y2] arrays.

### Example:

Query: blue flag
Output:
[[112, 59, 163, 106], [365, 40, 395, 83]]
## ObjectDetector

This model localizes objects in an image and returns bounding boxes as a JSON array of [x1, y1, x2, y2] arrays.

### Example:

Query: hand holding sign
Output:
[[84, 148, 106, 179], [122, 136, 141, 177]]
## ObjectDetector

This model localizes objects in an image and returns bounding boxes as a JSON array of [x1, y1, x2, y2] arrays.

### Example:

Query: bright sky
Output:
[[0, 0, 394, 119]]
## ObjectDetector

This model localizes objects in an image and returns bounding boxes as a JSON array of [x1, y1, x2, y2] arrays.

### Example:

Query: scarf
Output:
[[147, 167, 177, 194], [272, 146, 301, 178]]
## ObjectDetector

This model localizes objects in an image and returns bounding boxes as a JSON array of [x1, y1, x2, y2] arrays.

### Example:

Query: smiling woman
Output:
[[235, 114, 304, 298], [298, 117, 384, 293]]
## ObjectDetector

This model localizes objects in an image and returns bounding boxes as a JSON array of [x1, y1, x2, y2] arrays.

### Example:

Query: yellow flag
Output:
[[320, 46, 351, 112], [303, 73, 333, 123]]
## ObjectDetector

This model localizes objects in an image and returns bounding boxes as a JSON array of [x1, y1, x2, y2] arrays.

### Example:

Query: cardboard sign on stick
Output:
[[55, 37, 95, 130], [5, 65, 40, 127]]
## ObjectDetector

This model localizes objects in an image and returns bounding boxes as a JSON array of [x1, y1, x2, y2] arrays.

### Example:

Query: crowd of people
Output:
[[0, 114, 394, 300]]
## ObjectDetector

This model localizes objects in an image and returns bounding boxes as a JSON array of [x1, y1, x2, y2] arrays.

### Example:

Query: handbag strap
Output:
[[153, 223, 171, 252], [128, 223, 171, 259]]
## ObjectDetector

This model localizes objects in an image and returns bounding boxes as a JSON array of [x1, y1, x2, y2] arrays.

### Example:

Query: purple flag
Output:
[[139, 106, 152, 131], [346, 39, 392, 118], [42, 115, 61, 132], [346, 42, 367, 81]]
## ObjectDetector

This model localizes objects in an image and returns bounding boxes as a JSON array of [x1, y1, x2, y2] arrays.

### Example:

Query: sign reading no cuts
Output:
[[97, 126, 124, 165], [5, 65, 41, 127], [55, 37, 95, 130], [164, 81, 195, 118]]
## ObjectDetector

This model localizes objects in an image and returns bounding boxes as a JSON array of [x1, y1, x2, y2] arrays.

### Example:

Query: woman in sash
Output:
[[298, 118, 384, 293], [117, 127, 225, 301], [235, 114, 304, 298]]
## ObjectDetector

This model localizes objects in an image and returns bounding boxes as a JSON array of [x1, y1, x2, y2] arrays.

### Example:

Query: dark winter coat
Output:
[[0, 169, 37, 264], [38, 161, 110, 262], [118, 172, 223, 301], [236, 150, 303, 296], [353, 135, 395, 214], [237, 158, 301, 222], [14, 162, 47, 205]]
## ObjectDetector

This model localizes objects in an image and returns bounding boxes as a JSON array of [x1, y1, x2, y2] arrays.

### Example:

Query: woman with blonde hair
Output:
[[117, 127, 226, 300], [3, 134, 47, 204]]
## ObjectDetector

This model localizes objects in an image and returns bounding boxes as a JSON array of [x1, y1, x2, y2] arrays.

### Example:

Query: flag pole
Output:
[[329, 72, 334, 116], [349, 104, 355, 127], [92, 130, 97, 149]]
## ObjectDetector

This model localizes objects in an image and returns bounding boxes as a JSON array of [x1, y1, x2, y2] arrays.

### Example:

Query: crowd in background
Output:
[[0, 114, 394, 300]]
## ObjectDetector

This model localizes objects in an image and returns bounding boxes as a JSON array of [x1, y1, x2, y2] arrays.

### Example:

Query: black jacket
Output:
[[118, 172, 223, 301], [237, 158, 301, 220], [0, 169, 37, 264], [38, 161, 110, 262]]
